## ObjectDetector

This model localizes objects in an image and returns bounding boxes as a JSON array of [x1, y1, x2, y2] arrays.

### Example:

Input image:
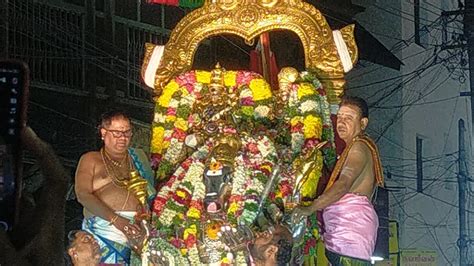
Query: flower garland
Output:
[[271, 71, 336, 208], [151, 70, 274, 182], [151, 134, 277, 265], [150, 69, 277, 264], [226, 134, 277, 225], [150, 68, 337, 264], [143, 236, 190, 266]]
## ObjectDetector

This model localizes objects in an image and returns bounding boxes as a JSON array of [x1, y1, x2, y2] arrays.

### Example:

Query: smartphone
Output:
[[0, 60, 29, 230]]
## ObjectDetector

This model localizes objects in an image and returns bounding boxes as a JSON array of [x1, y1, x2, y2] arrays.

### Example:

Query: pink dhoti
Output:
[[322, 193, 378, 261]]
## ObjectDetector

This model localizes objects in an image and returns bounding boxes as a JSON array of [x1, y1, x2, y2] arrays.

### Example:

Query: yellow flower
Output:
[[178, 213, 184, 220], [210, 161, 223, 171], [224, 71, 237, 87], [313, 228, 320, 238], [165, 115, 176, 123], [275, 191, 283, 199], [174, 117, 188, 131], [196, 70, 211, 84], [176, 190, 186, 199], [249, 79, 272, 101], [183, 224, 197, 239], [180, 248, 188, 256], [297, 83, 315, 100], [228, 202, 239, 214], [260, 164, 272, 173], [151, 126, 165, 153], [187, 207, 201, 219], [206, 222, 221, 240], [162, 139, 171, 150], [303, 114, 322, 139], [158, 80, 179, 107], [290, 116, 304, 127], [179, 86, 189, 96], [221, 257, 231, 264], [241, 106, 254, 116]]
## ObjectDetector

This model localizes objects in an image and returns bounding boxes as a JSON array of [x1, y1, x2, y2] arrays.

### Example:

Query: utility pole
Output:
[[457, 119, 468, 266], [416, 136, 423, 192], [442, 1, 473, 135], [465, 0, 474, 133]]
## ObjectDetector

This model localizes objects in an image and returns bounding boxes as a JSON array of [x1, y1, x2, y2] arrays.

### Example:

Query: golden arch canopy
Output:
[[142, 0, 358, 103]]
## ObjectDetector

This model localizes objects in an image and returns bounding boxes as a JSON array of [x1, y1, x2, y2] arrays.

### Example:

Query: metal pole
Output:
[[457, 119, 468, 266], [465, 0, 474, 135], [416, 136, 423, 192]]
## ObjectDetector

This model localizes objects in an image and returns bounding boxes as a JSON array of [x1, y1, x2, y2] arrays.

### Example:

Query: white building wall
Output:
[[349, 0, 473, 265]]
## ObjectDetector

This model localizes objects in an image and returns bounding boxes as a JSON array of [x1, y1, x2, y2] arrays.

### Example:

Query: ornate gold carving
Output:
[[340, 24, 358, 68], [211, 134, 242, 167], [147, 0, 359, 103]]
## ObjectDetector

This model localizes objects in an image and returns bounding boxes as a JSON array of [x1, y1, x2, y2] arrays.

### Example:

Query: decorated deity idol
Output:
[[145, 58, 340, 264]]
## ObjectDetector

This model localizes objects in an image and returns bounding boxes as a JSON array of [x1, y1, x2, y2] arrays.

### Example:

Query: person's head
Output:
[[67, 230, 101, 266], [99, 110, 132, 155], [250, 229, 293, 266], [337, 96, 369, 144]]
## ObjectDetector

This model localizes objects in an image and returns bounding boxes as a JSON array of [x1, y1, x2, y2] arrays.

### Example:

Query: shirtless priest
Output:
[[75, 110, 154, 264], [293, 96, 384, 266]]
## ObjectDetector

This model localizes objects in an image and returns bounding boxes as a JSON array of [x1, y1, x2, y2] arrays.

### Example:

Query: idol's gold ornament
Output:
[[142, 0, 358, 103], [209, 134, 242, 168], [277, 67, 299, 117], [192, 64, 239, 135]]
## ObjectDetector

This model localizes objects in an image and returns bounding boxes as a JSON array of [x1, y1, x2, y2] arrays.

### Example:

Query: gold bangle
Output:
[[109, 214, 119, 225]]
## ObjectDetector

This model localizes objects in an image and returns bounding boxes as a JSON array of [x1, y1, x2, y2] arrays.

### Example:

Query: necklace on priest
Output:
[[103, 149, 127, 167], [101, 148, 132, 188]]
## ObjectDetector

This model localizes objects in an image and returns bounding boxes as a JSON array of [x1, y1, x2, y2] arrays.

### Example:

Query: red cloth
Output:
[[147, 0, 179, 6], [249, 50, 263, 75], [269, 51, 279, 90], [249, 33, 279, 90]]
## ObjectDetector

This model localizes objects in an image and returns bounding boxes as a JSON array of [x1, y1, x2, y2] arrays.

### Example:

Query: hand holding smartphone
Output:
[[0, 60, 29, 230]]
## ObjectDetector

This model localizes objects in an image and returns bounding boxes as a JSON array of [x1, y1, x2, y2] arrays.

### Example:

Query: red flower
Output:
[[170, 237, 184, 249], [176, 71, 197, 87], [317, 87, 326, 96], [228, 195, 243, 203], [279, 181, 292, 196], [166, 108, 177, 116], [152, 197, 167, 215], [190, 200, 203, 210], [247, 143, 259, 154], [172, 128, 187, 141], [268, 192, 275, 200], [184, 234, 197, 248], [291, 122, 304, 133], [303, 238, 316, 254], [181, 158, 192, 170]]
